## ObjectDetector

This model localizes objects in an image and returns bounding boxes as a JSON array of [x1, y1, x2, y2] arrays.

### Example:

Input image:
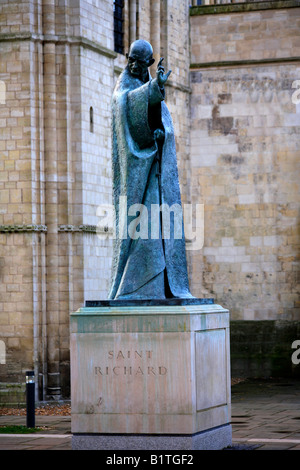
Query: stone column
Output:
[[129, 0, 137, 44], [42, 0, 61, 399], [150, 0, 161, 73]]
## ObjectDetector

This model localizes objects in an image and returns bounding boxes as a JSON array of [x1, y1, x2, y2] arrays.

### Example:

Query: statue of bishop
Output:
[[109, 40, 193, 300]]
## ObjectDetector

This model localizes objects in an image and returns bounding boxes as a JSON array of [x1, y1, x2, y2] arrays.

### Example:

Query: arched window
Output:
[[89, 106, 94, 133], [114, 0, 124, 54]]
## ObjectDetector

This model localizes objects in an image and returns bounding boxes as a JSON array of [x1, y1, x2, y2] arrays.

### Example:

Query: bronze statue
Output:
[[108, 40, 193, 300]]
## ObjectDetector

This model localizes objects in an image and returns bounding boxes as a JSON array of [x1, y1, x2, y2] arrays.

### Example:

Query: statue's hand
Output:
[[156, 58, 171, 87], [153, 128, 165, 142]]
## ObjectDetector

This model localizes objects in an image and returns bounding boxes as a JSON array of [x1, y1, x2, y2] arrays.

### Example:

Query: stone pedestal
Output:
[[70, 300, 232, 450]]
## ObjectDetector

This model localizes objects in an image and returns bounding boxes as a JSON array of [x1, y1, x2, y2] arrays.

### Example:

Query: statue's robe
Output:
[[108, 66, 192, 300]]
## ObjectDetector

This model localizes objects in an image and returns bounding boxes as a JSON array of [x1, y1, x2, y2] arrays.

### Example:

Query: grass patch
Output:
[[0, 425, 42, 434]]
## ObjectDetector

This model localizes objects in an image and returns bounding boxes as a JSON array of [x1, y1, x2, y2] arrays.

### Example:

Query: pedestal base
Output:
[[70, 301, 232, 450], [72, 424, 232, 450]]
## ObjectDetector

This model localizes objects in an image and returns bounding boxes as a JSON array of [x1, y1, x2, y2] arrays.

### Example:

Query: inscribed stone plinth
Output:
[[70, 302, 232, 450]]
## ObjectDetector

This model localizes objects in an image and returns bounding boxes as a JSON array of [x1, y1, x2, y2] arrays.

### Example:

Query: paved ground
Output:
[[230, 377, 300, 450], [0, 378, 300, 451]]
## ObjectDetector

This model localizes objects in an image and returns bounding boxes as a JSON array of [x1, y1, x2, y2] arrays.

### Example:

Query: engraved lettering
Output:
[[159, 366, 167, 375], [95, 350, 167, 379], [95, 365, 167, 376], [107, 350, 153, 359]]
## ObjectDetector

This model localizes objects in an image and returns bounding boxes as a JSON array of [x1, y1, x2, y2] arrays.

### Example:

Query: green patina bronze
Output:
[[108, 40, 193, 300]]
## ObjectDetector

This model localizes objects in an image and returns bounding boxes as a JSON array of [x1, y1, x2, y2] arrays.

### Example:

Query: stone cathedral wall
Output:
[[1, 0, 299, 403], [0, 0, 119, 402], [189, 2, 300, 322], [0, 0, 192, 403]]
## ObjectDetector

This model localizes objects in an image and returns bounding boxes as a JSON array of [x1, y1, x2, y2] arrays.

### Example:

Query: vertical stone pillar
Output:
[[56, 41, 73, 396], [150, 0, 161, 73], [129, 0, 137, 44], [42, 0, 61, 399]]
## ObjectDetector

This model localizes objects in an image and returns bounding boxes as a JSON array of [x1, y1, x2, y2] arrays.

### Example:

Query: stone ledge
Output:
[[190, 56, 300, 69], [70, 304, 229, 332], [165, 79, 192, 94], [190, 0, 300, 16], [0, 32, 117, 59], [0, 224, 112, 234], [0, 224, 47, 233], [58, 224, 97, 233]]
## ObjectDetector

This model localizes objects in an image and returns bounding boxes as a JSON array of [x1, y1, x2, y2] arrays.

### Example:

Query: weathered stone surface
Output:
[[230, 320, 300, 378], [189, 7, 300, 321], [0, 0, 192, 403], [1, 0, 299, 406], [70, 303, 231, 447]]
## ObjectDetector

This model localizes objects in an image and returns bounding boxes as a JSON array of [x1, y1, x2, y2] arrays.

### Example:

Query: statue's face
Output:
[[127, 54, 149, 79], [127, 41, 154, 80]]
